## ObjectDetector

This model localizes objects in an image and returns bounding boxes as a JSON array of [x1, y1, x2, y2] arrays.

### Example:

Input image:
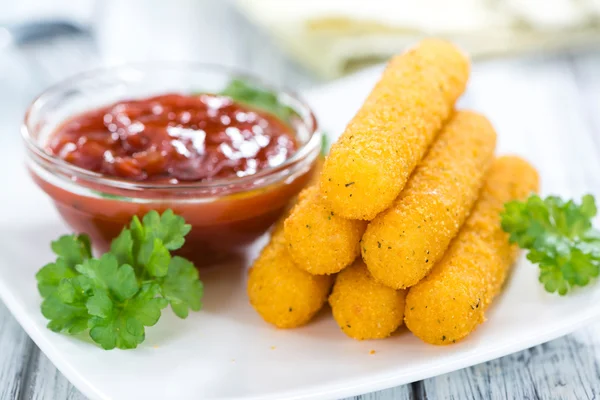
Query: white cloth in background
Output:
[[0, 0, 94, 25], [235, 0, 600, 77], [4, 0, 600, 78]]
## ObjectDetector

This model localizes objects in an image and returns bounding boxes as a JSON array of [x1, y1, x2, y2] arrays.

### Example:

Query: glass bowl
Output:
[[22, 64, 321, 267]]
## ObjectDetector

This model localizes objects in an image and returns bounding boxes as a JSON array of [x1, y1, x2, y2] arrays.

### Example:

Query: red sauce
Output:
[[33, 93, 317, 267], [47, 93, 297, 183]]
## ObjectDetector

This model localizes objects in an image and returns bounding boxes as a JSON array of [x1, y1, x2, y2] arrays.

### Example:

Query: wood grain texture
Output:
[[19, 349, 86, 400], [344, 386, 414, 400], [421, 322, 600, 400], [0, 302, 35, 400], [419, 52, 600, 400], [1, 1, 600, 400], [0, 48, 46, 400]]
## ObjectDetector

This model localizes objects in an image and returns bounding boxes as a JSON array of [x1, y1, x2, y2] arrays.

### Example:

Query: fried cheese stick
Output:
[[247, 224, 334, 328], [319, 39, 470, 220], [404, 156, 539, 345], [329, 260, 406, 340], [284, 186, 367, 275], [362, 111, 497, 289]]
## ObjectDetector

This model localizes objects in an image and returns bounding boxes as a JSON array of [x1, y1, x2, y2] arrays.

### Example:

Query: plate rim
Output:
[[2, 270, 599, 400], [2, 66, 600, 400]]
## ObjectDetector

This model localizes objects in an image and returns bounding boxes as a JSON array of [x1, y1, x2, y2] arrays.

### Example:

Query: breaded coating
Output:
[[284, 186, 368, 275], [404, 156, 539, 345], [329, 260, 406, 340], [319, 39, 470, 220], [247, 227, 334, 329], [272, 156, 324, 237], [362, 111, 497, 289], [462, 156, 539, 298]]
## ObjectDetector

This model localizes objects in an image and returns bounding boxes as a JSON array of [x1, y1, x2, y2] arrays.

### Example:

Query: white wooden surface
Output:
[[1, 2, 600, 399]]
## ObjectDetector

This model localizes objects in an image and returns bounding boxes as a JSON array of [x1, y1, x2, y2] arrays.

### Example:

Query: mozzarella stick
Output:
[[271, 156, 324, 236], [320, 39, 470, 220], [329, 260, 406, 340], [247, 221, 334, 329], [405, 156, 539, 345], [247, 232, 334, 329], [284, 186, 367, 275], [362, 111, 497, 289]]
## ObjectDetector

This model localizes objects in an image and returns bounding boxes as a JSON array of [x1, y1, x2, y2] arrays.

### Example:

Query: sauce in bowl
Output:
[[47, 93, 298, 183], [24, 67, 320, 267]]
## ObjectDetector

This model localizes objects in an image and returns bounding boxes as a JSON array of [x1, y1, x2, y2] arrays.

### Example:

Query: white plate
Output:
[[2, 61, 600, 400]]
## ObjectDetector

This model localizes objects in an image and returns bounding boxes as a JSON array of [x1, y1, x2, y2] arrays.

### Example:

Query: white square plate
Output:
[[2, 60, 600, 400]]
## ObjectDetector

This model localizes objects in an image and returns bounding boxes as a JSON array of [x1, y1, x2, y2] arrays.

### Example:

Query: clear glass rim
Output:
[[21, 62, 320, 193]]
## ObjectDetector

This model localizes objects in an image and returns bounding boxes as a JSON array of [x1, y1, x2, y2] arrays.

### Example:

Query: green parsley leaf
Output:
[[36, 210, 203, 350], [43, 294, 90, 335], [85, 289, 113, 319], [110, 229, 134, 266], [91, 190, 128, 201], [141, 209, 191, 250], [160, 256, 203, 318], [51, 234, 92, 268], [321, 133, 329, 157], [76, 254, 139, 302], [132, 210, 189, 277], [88, 283, 168, 350], [36, 259, 78, 297], [220, 79, 296, 123], [129, 215, 145, 248], [501, 194, 600, 295], [36, 234, 92, 298], [41, 277, 90, 334], [138, 238, 171, 278]]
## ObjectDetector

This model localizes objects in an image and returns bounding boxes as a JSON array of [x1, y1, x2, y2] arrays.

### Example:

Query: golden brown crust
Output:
[[362, 111, 497, 289], [319, 39, 470, 220], [404, 156, 539, 345], [284, 187, 367, 275], [247, 226, 334, 329], [329, 260, 406, 340]]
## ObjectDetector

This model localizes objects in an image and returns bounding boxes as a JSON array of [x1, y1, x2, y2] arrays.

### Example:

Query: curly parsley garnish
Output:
[[501, 194, 600, 295], [220, 79, 296, 122], [321, 133, 329, 157], [36, 210, 203, 350]]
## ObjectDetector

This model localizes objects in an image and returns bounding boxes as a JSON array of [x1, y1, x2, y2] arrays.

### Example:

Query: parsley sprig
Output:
[[501, 194, 600, 295], [220, 79, 296, 122], [36, 210, 203, 349]]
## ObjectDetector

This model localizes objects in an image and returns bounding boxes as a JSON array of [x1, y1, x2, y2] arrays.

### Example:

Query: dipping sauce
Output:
[[29, 90, 318, 267], [47, 93, 298, 183]]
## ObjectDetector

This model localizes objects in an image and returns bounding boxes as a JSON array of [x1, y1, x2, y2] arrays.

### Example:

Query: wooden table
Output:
[[2, 2, 600, 399]]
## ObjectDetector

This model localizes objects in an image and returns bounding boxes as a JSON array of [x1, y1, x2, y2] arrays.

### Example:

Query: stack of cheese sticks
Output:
[[247, 38, 539, 345]]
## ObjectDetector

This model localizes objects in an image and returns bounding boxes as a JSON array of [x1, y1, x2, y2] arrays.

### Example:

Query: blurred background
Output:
[[2, 1, 600, 398], [1, 0, 600, 165]]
